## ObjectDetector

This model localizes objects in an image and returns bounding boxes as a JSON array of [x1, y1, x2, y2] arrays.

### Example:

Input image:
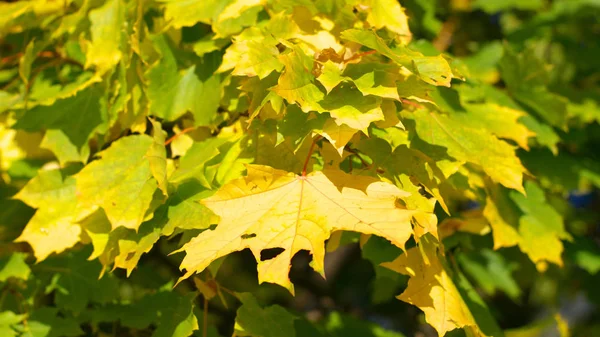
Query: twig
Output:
[[165, 127, 195, 146], [343, 50, 377, 64], [345, 147, 372, 169], [10, 289, 28, 329], [302, 136, 322, 176], [0, 50, 83, 68], [432, 16, 458, 52], [400, 98, 424, 109]]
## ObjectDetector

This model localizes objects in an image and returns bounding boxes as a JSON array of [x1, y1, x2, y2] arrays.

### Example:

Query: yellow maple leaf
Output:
[[14, 169, 93, 261], [362, 0, 412, 43], [178, 165, 425, 293], [318, 119, 358, 156], [382, 236, 488, 336]]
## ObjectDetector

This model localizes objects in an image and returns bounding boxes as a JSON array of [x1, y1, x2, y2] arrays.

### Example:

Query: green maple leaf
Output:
[[509, 181, 572, 269], [0, 311, 26, 337], [13, 86, 106, 156], [345, 63, 402, 100], [39, 250, 119, 313], [499, 45, 568, 128], [358, 138, 449, 214], [16, 308, 82, 337], [89, 292, 199, 337], [75, 134, 161, 231], [40, 130, 90, 166], [484, 180, 572, 270], [457, 249, 521, 300], [146, 35, 220, 124], [0, 253, 30, 282], [319, 85, 384, 133]]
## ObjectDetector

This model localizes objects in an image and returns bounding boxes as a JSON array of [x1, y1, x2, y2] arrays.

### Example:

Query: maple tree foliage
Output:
[[1, 0, 600, 337]]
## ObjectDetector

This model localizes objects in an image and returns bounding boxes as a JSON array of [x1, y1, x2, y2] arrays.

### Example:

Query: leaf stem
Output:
[[345, 147, 372, 170], [165, 127, 196, 146], [400, 98, 424, 109], [343, 50, 377, 64], [302, 136, 321, 176]]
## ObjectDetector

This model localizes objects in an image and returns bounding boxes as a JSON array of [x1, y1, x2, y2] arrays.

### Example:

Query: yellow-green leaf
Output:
[[75, 135, 158, 231], [362, 0, 412, 43], [409, 109, 525, 193], [318, 118, 358, 155], [320, 85, 384, 133], [509, 181, 571, 270], [147, 119, 168, 196], [86, 0, 124, 72], [15, 170, 83, 261], [273, 46, 325, 112], [341, 29, 455, 87]]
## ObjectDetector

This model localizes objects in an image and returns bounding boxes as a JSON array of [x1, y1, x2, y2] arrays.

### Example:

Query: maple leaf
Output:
[[75, 135, 160, 231], [13, 86, 105, 156], [80, 210, 162, 276], [40, 130, 90, 166], [361, 0, 412, 43], [358, 137, 449, 215], [431, 88, 535, 150], [483, 182, 521, 249], [320, 85, 385, 133], [14, 169, 91, 261], [484, 181, 572, 271], [218, 35, 283, 79], [318, 119, 358, 156], [160, 0, 263, 36], [86, 0, 124, 72], [382, 235, 489, 337], [316, 60, 348, 94], [499, 45, 568, 128], [459, 103, 534, 150], [341, 29, 455, 87], [273, 46, 325, 113], [146, 119, 168, 196], [146, 35, 220, 124], [178, 165, 424, 292], [345, 63, 402, 100], [409, 109, 526, 193], [0, 253, 30, 282]]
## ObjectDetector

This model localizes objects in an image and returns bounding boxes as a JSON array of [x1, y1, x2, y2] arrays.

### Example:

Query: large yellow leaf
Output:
[[178, 165, 425, 293], [383, 236, 488, 336]]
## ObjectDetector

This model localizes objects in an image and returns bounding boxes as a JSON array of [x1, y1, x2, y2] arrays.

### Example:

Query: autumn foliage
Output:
[[1, 0, 599, 337]]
